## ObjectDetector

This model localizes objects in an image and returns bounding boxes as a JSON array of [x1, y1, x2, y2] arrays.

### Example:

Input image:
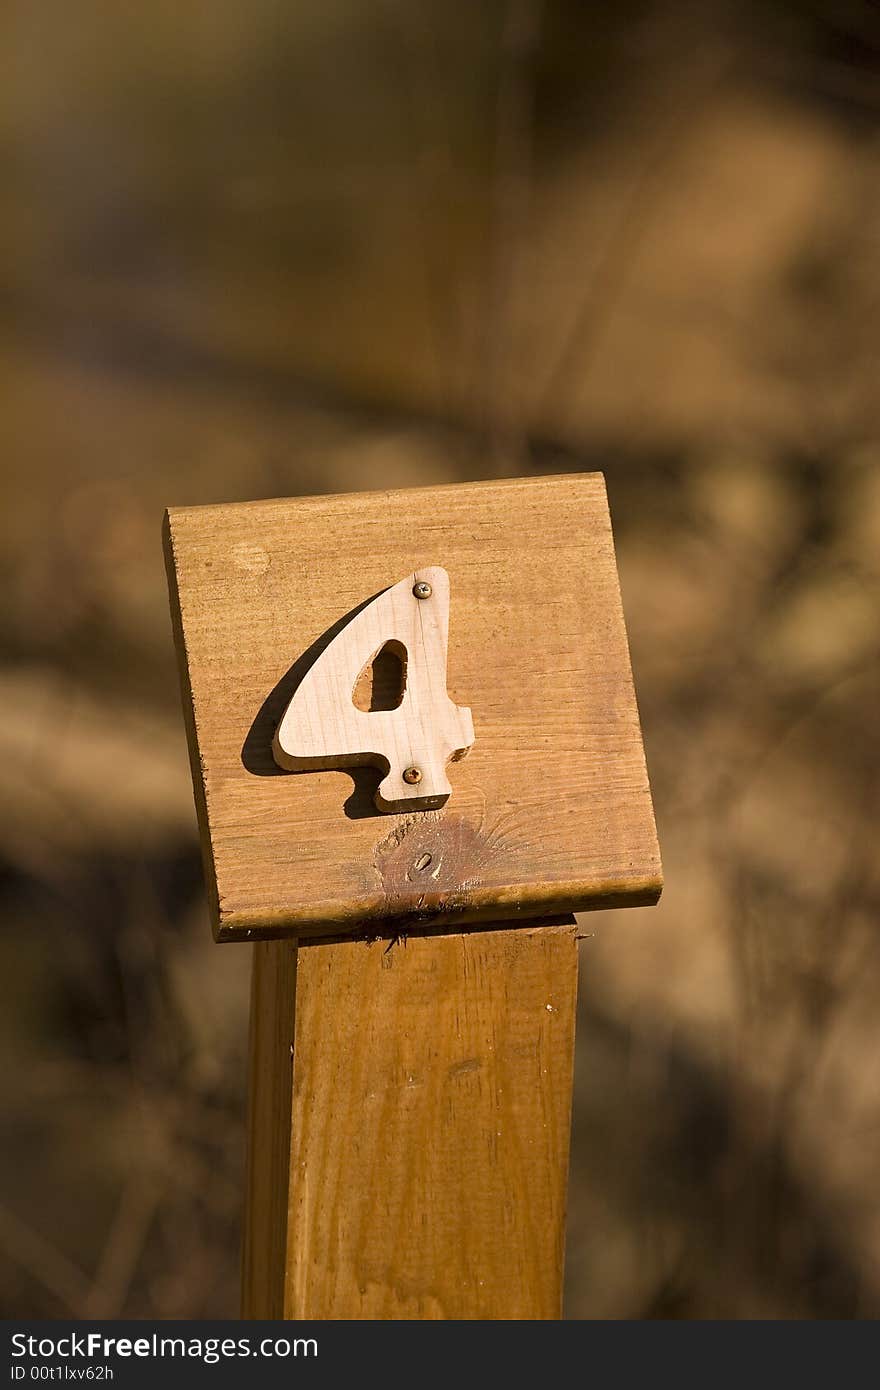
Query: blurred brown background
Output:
[[2, 0, 879, 1319]]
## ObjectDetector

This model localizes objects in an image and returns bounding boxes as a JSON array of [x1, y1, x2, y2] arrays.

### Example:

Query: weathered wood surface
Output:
[[240, 936, 297, 1320], [164, 474, 661, 941], [273, 565, 475, 812], [241, 919, 579, 1320]]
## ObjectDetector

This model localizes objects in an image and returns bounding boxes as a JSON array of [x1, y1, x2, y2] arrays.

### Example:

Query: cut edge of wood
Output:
[[214, 870, 662, 942], [165, 469, 608, 527], [241, 939, 297, 1319], [162, 509, 224, 937]]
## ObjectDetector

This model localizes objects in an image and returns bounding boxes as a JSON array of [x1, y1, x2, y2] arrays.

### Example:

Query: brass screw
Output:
[[403, 766, 422, 785], [412, 580, 432, 600]]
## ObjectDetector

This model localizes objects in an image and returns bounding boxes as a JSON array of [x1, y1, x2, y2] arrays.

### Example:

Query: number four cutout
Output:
[[272, 567, 475, 812]]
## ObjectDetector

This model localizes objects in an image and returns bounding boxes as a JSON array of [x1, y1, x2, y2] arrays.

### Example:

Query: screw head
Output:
[[412, 580, 432, 600], [403, 765, 423, 785]]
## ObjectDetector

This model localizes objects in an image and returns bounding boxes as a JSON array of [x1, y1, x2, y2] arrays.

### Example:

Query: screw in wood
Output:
[[403, 766, 423, 785], [412, 581, 432, 599]]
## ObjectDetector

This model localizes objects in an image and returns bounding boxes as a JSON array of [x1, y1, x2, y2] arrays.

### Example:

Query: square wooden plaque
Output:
[[164, 474, 661, 941]]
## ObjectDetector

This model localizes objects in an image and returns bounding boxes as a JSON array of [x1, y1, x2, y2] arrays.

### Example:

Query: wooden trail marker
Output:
[[164, 473, 661, 1319]]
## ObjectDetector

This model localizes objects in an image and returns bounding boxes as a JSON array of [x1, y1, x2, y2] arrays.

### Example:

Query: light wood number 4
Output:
[[272, 566, 475, 813]]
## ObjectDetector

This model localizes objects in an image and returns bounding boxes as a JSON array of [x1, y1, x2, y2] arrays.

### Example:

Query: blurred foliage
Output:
[[1, 0, 879, 1318]]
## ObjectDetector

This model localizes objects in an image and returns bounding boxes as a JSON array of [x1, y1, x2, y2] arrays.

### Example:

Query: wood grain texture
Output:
[[241, 939, 297, 1319], [273, 565, 475, 812], [241, 920, 578, 1320], [164, 473, 661, 940]]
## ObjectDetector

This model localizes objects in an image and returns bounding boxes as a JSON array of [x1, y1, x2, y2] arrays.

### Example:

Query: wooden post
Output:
[[164, 475, 661, 1320], [242, 921, 577, 1319]]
